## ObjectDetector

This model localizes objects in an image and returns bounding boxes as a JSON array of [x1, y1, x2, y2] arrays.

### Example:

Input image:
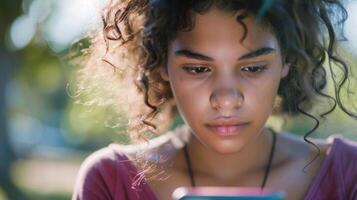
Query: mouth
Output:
[[208, 124, 248, 136], [206, 123, 249, 137]]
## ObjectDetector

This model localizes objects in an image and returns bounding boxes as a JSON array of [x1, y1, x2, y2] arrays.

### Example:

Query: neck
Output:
[[184, 127, 274, 184]]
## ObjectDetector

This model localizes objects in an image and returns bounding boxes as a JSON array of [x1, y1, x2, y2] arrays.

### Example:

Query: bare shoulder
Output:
[[266, 131, 333, 200], [278, 132, 357, 158], [275, 131, 331, 160], [271, 131, 357, 199]]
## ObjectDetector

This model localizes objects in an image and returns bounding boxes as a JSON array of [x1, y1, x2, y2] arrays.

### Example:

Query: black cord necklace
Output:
[[183, 128, 277, 189]]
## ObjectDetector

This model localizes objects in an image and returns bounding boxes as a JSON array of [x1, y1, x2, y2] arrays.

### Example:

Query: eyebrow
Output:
[[174, 49, 213, 61], [174, 47, 276, 61]]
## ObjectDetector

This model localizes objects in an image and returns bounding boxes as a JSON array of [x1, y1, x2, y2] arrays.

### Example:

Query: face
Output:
[[160, 8, 289, 154]]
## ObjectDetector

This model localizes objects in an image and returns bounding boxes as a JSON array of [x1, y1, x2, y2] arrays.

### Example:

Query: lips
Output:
[[206, 118, 249, 136]]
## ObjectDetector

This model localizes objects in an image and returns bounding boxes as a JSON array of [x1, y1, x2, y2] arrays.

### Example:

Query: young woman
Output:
[[72, 0, 357, 199]]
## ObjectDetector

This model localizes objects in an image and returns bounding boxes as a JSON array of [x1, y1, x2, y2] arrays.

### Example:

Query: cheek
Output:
[[245, 77, 281, 117], [168, 73, 209, 123]]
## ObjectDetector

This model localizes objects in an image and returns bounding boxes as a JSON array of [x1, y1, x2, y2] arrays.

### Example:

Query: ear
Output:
[[159, 66, 169, 81], [281, 63, 290, 78]]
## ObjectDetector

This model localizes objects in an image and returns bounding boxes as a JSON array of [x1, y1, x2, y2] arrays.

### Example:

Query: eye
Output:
[[241, 65, 267, 73], [183, 66, 211, 74]]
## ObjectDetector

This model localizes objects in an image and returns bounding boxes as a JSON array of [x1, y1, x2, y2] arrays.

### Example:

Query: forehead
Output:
[[169, 8, 280, 55]]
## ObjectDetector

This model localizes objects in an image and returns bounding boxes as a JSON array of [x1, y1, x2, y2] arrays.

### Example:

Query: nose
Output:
[[209, 78, 243, 115]]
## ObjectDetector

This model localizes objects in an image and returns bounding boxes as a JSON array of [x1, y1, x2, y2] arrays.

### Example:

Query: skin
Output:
[[165, 12, 288, 156], [146, 7, 330, 200]]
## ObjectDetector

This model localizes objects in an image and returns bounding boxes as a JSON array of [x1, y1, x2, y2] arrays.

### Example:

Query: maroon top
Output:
[[72, 136, 357, 200]]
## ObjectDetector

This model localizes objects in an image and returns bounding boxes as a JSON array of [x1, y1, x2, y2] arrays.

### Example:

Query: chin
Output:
[[210, 140, 246, 155]]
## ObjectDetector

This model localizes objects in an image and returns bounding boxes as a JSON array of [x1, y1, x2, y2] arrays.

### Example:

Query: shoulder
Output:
[[325, 135, 357, 178], [329, 135, 357, 156], [74, 125, 189, 182], [72, 146, 135, 200], [72, 125, 190, 200], [276, 132, 357, 199], [307, 135, 357, 199], [75, 145, 132, 180], [274, 131, 331, 160], [109, 125, 190, 164], [318, 135, 357, 175], [276, 131, 357, 166]]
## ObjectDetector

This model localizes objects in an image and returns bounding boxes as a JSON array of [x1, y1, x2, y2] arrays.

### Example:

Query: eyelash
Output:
[[242, 65, 267, 73], [183, 66, 210, 74], [182, 65, 267, 75]]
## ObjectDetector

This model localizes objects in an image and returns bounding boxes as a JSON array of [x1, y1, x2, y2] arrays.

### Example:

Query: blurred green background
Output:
[[1, 0, 357, 200]]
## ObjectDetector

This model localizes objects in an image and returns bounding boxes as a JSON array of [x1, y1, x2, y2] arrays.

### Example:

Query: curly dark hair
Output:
[[75, 0, 356, 146]]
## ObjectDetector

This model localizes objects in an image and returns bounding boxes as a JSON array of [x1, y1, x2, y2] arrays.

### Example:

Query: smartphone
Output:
[[172, 187, 285, 200]]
